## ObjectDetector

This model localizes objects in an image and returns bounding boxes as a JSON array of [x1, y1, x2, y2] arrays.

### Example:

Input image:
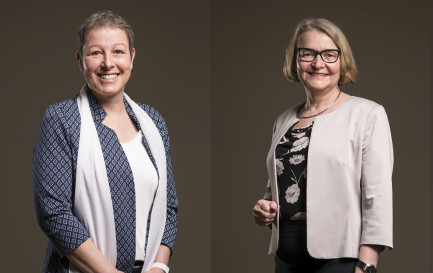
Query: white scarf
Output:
[[72, 87, 167, 272]]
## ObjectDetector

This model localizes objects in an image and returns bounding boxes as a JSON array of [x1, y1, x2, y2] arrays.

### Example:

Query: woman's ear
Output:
[[76, 52, 83, 71], [131, 48, 136, 69]]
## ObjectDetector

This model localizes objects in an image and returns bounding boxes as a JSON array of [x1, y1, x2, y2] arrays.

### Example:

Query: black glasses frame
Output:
[[296, 48, 341, 63]]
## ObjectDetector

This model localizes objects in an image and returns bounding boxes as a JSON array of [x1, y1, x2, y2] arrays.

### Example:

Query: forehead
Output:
[[85, 27, 129, 47], [297, 29, 337, 50]]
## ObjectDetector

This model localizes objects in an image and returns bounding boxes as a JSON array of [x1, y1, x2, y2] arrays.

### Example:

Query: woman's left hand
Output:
[[355, 244, 381, 273]]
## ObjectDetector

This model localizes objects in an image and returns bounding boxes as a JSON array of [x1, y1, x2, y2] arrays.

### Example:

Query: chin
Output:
[[100, 89, 123, 96], [307, 84, 329, 92], [89, 84, 124, 97]]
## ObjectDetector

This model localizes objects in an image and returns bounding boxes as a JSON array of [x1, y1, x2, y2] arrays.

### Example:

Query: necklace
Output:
[[297, 90, 342, 119]]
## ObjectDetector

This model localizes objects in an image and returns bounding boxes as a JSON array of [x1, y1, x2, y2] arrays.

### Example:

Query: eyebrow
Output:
[[297, 47, 339, 51], [87, 43, 128, 49]]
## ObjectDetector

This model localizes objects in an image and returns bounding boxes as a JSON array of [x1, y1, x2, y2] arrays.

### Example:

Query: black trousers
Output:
[[132, 261, 144, 273], [132, 267, 143, 273], [275, 220, 357, 273]]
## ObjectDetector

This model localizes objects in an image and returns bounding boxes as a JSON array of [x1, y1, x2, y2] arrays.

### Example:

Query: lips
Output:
[[309, 72, 328, 76], [98, 73, 119, 79]]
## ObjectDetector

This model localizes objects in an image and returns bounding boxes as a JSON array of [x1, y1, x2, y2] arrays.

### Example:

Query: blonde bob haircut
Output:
[[283, 18, 358, 86]]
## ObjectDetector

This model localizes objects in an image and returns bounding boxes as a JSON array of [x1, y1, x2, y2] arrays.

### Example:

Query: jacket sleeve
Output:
[[263, 182, 272, 201], [360, 105, 393, 248], [263, 116, 280, 201], [161, 149, 179, 253], [146, 106, 178, 252], [32, 105, 90, 256]]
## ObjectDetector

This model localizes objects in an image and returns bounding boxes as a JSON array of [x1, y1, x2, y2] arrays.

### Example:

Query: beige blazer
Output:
[[264, 96, 393, 258]]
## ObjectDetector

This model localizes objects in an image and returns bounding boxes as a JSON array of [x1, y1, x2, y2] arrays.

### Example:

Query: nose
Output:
[[311, 55, 325, 68], [102, 53, 114, 69]]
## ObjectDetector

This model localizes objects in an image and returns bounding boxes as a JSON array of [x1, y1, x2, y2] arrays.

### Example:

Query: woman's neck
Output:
[[304, 87, 340, 113], [91, 91, 126, 115]]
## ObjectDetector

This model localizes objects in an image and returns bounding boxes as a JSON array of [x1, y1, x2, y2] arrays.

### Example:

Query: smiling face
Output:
[[77, 27, 135, 100], [296, 29, 340, 94]]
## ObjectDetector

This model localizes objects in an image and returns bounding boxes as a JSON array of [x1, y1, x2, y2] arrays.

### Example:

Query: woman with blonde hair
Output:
[[253, 18, 393, 273]]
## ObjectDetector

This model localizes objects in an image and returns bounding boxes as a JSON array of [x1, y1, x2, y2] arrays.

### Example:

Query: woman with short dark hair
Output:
[[33, 10, 177, 273]]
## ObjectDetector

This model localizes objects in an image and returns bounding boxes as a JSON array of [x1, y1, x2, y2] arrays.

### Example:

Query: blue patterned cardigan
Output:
[[32, 90, 178, 273]]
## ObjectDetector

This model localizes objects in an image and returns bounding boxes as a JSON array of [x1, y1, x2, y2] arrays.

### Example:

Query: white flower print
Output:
[[278, 135, 290, 144], [276, 158, 284, 176], [291, 131, 305, 139], [285, 184, 300, 204], [284, 169, 305, 205], [289, 154, 305, 165], [290, 136, 309, 152]]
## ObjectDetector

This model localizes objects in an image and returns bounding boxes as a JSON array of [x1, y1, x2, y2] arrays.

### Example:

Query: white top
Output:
[[121, 131, 158, 261]]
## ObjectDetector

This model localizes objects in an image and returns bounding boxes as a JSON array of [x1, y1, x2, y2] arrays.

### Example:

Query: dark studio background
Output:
[[0, 0, 432, 272]]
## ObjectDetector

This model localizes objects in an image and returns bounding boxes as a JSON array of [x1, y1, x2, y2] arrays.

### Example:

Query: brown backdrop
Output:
[[1, 0, 432, 272]]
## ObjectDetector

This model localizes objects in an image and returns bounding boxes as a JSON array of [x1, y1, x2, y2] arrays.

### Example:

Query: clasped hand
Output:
[[253, 199, 278, 226]]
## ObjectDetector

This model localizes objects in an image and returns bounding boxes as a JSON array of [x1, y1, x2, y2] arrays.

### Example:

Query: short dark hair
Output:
[[77, 10, 134, 58]]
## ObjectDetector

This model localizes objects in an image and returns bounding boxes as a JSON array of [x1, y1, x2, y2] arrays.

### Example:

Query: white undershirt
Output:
[[121, 131, 158, 261]]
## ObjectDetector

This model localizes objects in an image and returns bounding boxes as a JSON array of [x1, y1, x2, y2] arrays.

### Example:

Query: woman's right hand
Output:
[[253, 199, 278, 226], [66, 238, 124, 273]]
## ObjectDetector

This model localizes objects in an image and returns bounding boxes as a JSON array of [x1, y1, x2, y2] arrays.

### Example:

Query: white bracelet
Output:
[[151, 262, 170, 273]]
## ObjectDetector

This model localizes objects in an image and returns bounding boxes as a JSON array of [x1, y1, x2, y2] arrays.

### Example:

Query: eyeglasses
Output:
[[297, 48, 341, 63]]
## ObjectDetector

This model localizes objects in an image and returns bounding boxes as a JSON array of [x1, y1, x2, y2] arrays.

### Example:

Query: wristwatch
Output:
[[356, 259, 377, 273]]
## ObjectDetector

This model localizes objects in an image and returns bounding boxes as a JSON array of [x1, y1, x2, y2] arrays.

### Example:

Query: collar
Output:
[[85, 85, 141, 131]]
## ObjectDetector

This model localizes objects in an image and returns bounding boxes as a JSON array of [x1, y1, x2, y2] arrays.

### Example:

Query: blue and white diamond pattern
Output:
[[33, 91, 178, 272]]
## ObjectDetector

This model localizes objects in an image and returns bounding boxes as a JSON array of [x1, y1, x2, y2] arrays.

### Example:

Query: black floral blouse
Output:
[[275, 122, 313, 220]]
